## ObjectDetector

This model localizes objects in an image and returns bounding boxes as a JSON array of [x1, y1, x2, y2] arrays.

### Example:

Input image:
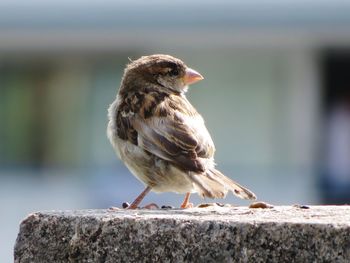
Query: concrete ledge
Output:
[[14, 206, 350, 262]]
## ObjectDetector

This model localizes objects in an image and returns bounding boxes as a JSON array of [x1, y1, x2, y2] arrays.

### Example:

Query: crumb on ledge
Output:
[[249, 201, 274, 209]]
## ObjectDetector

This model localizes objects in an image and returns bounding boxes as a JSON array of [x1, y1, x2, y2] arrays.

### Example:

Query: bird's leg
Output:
[[180, 192, 193, 209], [128, 186, 152, 209]]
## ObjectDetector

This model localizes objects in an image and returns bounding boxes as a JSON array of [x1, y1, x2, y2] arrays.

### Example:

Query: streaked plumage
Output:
[[107, 54, 256, 208]]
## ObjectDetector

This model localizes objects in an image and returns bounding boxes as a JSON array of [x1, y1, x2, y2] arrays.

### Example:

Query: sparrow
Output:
[[107, 54, 256, 209]]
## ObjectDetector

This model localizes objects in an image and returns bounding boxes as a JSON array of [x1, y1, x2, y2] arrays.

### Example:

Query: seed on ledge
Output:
[[122, 202, 130, 209], [293, 204, 310, 209], [249, 201, 274, 209], [161, 205, 174, 209]]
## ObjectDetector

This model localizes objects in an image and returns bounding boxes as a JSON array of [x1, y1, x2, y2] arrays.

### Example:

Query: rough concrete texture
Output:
[[14, 206, 350, 262]]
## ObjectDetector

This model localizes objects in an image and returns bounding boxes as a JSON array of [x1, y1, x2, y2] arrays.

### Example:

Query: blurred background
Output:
[[2, 0, 350, 261]]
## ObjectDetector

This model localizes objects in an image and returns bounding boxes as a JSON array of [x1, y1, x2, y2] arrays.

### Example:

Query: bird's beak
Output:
[[183, 68, 204, 85]]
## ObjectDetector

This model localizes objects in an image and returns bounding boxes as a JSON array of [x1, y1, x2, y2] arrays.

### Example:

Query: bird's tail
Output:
[[189, 168, 256, 200]]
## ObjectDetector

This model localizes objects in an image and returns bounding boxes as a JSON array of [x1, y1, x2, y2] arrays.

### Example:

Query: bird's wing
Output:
[[131, 95, 215, 173]]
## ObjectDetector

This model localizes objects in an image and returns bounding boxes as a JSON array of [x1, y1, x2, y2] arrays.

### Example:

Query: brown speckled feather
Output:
[[116, 91, 214, 173]]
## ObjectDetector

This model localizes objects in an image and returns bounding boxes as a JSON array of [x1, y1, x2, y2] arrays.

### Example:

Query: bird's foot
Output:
[[180, 202, 194, 209], [180, 192, 193, 209]]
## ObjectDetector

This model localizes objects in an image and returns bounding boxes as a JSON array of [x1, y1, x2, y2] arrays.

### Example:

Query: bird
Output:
[[107, 54, 256, 209]]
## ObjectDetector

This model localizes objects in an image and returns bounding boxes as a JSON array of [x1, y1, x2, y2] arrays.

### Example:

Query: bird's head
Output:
[[121, 54, 203, 94]]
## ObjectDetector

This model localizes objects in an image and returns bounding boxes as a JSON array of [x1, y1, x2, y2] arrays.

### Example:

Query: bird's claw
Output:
[[181, 202, 194, 209]]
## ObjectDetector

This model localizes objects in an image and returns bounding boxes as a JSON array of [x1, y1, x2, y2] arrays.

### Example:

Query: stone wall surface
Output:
[[14, 206, 350, 262]]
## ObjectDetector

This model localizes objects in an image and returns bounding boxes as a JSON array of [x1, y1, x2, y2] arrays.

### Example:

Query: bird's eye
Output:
[[169, 68, 179, 76]]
